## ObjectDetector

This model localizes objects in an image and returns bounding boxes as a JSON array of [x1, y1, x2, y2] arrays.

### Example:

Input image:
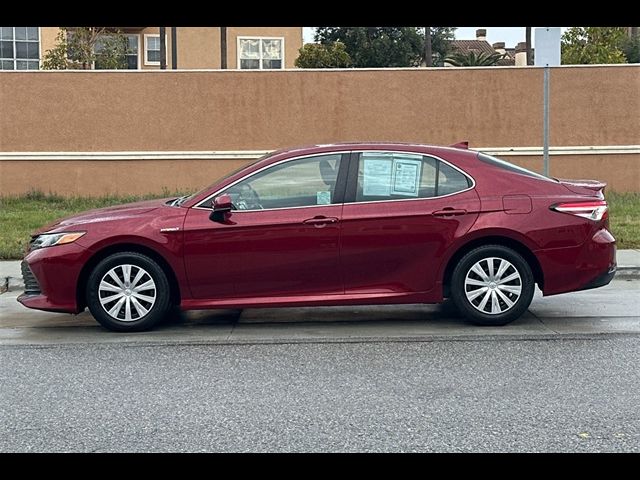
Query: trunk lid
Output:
[[557, 178, 606, 197]]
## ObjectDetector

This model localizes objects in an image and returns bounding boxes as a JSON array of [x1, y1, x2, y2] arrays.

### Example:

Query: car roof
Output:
[[267, 142, 476, 159]]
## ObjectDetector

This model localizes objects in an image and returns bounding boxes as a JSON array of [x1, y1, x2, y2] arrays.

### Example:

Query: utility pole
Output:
[[159, 26, 166, 69], [424, 27, 432, 66], [220, 27, 228, 69], [171, 27, 177, 69], [525, 27, 532, 65]]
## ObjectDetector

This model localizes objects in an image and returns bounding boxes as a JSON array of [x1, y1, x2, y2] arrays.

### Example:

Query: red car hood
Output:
[[34, 198, 173, 235]]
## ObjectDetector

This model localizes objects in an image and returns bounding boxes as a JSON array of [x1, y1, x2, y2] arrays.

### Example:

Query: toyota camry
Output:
[[18, 143, 616, 331]]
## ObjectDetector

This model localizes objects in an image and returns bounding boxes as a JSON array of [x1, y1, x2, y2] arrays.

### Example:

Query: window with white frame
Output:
[[0, 27, 39, 70], [144, 34, 161, 65], [238, 37, 283, 69]]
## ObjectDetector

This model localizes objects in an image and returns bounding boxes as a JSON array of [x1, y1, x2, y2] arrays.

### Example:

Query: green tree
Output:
[[313, 27, 455, 68], [445, 50, 506, 67], [622, 34, 640, 63], [295, 41, 352, 68], [561, 27, 627, 64], [42, 27, 129, 70]]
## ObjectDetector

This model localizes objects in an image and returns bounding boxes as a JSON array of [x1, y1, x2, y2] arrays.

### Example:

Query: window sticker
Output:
[[317, 190, 331, 205], [391, 157, 422, 197], [363, 157, 393, 196]]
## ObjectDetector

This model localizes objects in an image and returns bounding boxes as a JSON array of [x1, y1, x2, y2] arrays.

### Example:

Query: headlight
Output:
[[30, 232, 86, 251]]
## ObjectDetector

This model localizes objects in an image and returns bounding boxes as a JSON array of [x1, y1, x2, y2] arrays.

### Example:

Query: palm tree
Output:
[[424, 26, 432, 66], [445, 50, 506, 66]]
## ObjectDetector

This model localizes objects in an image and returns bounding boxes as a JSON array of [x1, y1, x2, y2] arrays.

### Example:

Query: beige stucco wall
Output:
[[0, 65, 638, 195], [39, 27, 60, 60], [0, 159, 253, 196]]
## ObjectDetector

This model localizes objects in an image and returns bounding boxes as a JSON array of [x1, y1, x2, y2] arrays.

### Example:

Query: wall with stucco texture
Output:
[[0, 65, 638, 195]]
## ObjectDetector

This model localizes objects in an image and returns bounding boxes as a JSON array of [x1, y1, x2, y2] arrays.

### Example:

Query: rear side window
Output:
[[477, 152, 556, 181], [355, 152, 471, 202]]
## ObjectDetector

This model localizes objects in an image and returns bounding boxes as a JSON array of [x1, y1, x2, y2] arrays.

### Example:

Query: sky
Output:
[[303, 27, 567, 48]]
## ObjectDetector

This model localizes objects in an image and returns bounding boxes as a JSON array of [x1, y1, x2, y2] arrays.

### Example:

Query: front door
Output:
[[340, 151, 480, 296], [183, 153, 348, 300]]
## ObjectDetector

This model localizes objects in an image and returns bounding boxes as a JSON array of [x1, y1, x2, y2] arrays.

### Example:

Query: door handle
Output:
[[433, 208, 467, 217], [303, 216, 339, 227]]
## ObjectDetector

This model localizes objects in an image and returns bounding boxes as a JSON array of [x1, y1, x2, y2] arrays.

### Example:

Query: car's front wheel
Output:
[[86, 252, 171, 332], [451, 245, 535, 326]]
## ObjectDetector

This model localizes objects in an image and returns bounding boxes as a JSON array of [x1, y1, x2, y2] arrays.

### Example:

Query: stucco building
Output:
[[1, 27, 303, 70]]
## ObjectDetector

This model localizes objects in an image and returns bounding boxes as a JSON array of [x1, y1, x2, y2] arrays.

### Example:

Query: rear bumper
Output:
[[575, 265, 616, 292], [537, 228, 616, 296]]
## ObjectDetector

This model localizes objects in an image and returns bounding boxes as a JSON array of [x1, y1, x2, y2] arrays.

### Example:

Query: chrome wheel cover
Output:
[[98, 264, 157, 322], [464, 257, 522, 315]]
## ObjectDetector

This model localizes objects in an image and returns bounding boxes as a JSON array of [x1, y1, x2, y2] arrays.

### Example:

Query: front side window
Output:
[[238, 37, 283, 69], [0, 27, 39, 70], [355, 152, 471, 202], [222, 154, 342, 210], [145, 35, 160, 64]]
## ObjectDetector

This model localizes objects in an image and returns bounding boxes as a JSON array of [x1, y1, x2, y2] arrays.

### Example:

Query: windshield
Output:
[[171, 153, 275, 206], [477, 152, 557, 182]]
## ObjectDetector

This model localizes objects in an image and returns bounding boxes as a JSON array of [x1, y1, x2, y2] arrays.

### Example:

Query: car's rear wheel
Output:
[[451, 245, 534, 326], [86, 252, 170, 332]]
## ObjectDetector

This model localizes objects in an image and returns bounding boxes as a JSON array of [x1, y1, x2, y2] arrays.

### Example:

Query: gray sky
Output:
[[303, 27, 567, 49]]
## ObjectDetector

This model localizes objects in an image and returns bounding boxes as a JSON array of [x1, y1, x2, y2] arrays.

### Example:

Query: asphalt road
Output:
[[1, 338, 639, 452], [0, 278, 639, 452]]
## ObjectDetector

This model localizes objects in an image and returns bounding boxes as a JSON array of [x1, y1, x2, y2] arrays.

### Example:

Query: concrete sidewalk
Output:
[[2, 250, 640, 292]]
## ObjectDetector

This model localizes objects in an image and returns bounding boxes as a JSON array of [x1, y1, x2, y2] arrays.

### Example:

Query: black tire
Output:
[[450, 245, 535, 326], [86, 252, 171, 332]]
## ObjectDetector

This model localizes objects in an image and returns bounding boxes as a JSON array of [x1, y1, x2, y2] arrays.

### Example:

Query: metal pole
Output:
[[171, 27, 177, 69], [159, 27, 166, 69], [543, 65, 550, 177], [220, 27, 227, 69]]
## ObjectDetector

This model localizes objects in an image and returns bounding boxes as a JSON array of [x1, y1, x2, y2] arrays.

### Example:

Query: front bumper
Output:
[[17, 242, 89, 314]]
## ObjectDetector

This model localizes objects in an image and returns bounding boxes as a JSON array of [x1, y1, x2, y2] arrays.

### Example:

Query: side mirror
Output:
[[209, 194, 233, 223]]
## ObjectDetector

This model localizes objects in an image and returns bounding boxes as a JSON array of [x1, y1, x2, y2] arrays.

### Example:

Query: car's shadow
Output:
[[162, 299, 469, 328]]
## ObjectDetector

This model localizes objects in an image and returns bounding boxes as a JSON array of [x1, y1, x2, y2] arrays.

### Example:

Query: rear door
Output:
[[339, 151, 480, 296]]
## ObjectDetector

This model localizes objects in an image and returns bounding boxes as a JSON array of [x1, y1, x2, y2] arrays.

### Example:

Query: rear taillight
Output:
[[550, 200, 608, 222]]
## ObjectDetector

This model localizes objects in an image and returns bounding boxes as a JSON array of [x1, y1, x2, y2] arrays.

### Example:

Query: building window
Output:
[[144, 34, 162, 65], [125, 35, 139, 69], [238, 37, 284, 70], [0, 27, 39, 70], [94, 34, 139, 70]]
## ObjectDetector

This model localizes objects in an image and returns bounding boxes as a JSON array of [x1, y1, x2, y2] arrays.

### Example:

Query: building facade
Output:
[[1, 27, 303, 70]]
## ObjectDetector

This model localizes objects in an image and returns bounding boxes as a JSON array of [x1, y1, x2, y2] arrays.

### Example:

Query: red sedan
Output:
[[18, 143, 616, 331]]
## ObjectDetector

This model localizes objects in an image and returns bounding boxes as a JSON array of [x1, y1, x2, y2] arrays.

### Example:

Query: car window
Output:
[[438, 161, 471, 195], [355, 152, 470, 202], [222, 154, 342, 210], [477, 152, 557, 182]]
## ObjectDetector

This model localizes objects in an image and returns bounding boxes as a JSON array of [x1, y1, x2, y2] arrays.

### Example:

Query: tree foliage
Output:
[[42, 27, 129, 70], [445, 50, 506, 67], [622, 34, 640, 63], [312, 27, 455, 68], [295, 41, 352, 68], [561, 27, 628, 65]]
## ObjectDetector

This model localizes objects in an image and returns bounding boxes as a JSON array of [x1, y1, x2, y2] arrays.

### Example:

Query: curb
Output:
[[3, 268, 640, 294]]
